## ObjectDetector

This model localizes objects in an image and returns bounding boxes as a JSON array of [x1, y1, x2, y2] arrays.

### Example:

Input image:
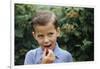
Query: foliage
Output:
[[15, 4, 94, 65]]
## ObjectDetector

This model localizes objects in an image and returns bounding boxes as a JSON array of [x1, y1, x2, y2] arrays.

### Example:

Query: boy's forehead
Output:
[[34, 22, 56, 33]]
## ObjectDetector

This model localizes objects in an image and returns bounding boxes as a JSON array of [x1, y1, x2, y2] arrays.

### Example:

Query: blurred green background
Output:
[[15, 4, 94, 65]]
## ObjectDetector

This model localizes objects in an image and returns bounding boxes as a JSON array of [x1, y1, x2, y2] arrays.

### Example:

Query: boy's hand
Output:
[[41, 49, 55, 64]]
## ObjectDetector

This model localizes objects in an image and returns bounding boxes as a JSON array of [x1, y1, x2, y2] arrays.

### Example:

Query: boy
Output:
[[24, 11, 73, 64]]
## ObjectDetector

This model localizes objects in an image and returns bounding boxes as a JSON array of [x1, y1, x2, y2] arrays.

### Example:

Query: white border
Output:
[[9, 0, 100, 69], [0, 0, 10, 69], [11, 0, 14, 69], [13, 0, 95, 8]]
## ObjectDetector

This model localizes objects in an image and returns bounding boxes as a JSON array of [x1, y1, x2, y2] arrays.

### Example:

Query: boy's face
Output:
[[33, 22, 60, 50]]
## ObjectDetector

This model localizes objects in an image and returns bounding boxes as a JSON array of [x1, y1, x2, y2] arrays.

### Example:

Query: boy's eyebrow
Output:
[[36, 32, 44, 35]]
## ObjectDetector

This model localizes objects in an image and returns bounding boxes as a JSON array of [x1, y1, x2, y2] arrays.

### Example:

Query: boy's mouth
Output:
[[43, 44, 52, 48]]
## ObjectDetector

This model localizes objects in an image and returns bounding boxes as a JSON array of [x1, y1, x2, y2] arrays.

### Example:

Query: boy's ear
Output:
[[32, 32, 35, 37], [57, 27, 60, 37], [32, 32, 37, 39]]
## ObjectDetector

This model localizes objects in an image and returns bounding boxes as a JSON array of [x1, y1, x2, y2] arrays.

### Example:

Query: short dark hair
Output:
[[31, 11, 58, 32]]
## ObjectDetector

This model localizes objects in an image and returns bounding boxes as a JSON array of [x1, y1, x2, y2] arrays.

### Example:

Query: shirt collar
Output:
[[53, 43, 61, 59]]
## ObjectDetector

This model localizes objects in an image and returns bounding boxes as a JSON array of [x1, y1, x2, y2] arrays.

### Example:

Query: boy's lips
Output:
[[43, 44, 52, 48]]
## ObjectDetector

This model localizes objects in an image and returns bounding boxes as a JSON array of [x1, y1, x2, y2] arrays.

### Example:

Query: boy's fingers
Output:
[[42, 49, 55, 63], [47, 49, 53, 56], [43, 48, 46, 57], [47, 49, 55, 62]]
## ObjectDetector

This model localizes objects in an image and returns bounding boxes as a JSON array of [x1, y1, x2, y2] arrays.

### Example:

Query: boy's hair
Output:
[[31, 11, 58, 32]]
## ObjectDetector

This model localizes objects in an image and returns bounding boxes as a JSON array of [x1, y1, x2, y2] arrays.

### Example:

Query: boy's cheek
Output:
[[35, 37, 42, 43]]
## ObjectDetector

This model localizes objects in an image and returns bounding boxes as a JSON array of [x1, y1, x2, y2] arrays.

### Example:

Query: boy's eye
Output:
[[37, 35, 44, 38], [48, 32, 54, 36]]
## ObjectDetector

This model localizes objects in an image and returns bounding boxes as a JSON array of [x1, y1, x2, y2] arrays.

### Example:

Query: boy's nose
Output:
[[44, 37, 49, 44]]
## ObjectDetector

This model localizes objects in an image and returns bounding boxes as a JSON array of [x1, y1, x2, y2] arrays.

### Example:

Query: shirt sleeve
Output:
[[24, 50, 35, 64], [66, 51, 73, 62]]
